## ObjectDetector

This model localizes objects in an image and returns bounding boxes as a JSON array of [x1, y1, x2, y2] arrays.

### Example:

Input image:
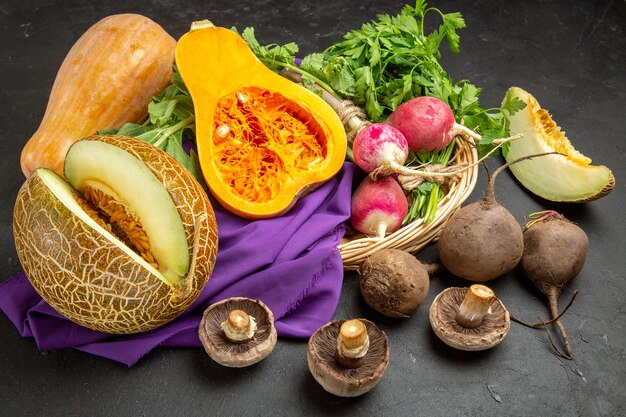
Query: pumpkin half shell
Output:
[[13, 135, 218, 334], [175, 23, 347, 219]]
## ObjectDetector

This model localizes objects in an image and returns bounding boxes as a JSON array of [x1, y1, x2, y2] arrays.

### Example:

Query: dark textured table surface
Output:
[[1, 1, 625, 416]]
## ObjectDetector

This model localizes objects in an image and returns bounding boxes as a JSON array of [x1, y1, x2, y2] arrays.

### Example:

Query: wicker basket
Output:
[[339, 137, 479, 270]]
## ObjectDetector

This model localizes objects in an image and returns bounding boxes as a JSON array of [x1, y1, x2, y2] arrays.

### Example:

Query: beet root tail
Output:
[[547, 287, 574, 360]]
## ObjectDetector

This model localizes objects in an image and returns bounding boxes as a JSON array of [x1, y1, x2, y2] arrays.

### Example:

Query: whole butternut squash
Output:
[[20, 14, 176, 178]]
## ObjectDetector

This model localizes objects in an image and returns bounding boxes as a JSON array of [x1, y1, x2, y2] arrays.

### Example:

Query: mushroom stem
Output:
[[221, 309, 257, 343], [456, 285, 495, 328], [335, 319, 370, 369]]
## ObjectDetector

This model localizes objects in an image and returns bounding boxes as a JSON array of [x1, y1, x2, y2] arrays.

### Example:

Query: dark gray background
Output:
[[1, 1, 625, 416]]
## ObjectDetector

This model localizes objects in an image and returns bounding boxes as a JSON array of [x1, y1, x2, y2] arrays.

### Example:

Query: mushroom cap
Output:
[[307, 319, 390, 397], [429, 287, 510, 351], [199, 297, 277, 367]]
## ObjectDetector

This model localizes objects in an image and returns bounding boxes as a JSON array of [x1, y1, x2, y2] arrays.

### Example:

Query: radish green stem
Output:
[[397, 135, 522, 203], [266, 60, 339, 100], [394, 135, 522, 187], [283, 70, 367, 139]]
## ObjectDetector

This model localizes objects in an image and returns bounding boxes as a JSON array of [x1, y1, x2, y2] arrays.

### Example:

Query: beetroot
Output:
[[520, 211, 588, 359], [437, 162, 523, 282], [359, 249, 434, 318]]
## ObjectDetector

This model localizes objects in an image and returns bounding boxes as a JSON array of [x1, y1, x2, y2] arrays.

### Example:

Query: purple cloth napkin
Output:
[[0, 163, 355, 366]]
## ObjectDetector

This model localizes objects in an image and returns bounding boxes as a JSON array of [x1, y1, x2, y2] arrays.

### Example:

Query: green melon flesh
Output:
[[504, 86, 614, 202], [64, 140, 189, 285]]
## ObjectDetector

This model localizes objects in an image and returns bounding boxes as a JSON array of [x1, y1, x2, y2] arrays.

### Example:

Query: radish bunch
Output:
[[349, 96, 478, 237]]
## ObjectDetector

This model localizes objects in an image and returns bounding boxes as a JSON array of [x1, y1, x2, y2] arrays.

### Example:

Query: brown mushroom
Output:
[[307, 319, 390, 397], [429, 285, 510, 351], [198, 297, 277, 367]]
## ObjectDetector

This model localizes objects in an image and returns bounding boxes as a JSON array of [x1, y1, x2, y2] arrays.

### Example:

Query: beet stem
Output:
[[524, 210, 563, 230], [547, 287, 574, 360], [484, 152, 559, 204]]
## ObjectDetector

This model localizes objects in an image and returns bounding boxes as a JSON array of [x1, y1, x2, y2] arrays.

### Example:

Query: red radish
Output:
[[350, 176, 408, 238], [387, 96, 480, 152], [351, 122, 452, 183], [352, 123, 409, 173]]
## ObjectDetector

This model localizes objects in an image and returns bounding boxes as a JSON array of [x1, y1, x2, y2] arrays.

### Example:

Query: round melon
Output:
[[13, 135, 218, 334]]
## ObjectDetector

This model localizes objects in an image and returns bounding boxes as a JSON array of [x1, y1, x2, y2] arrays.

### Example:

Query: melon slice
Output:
[[504, 86, 614, 202], [64, 140, 189, 285]]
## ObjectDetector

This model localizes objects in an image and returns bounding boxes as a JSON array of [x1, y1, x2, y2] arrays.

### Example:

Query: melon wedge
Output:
[[504, 86, 614, 202], [64, 140, 189, 285]]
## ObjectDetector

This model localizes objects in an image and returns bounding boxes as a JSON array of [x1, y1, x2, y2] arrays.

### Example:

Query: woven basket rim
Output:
[[339, 137, 479, 270]]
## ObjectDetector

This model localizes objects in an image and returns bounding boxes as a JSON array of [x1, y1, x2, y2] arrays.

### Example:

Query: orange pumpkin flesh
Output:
[[175, 23, 347, 219]]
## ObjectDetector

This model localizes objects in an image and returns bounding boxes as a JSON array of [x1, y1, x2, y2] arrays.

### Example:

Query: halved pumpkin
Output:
[[504, 86, 614, 202], [175, 22, 347, 219]]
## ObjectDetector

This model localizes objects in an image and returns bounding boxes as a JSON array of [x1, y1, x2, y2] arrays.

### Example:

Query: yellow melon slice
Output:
[[504, 86, 614, 202]]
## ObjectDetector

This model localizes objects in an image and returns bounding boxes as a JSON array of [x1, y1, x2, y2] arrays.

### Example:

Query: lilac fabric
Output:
[[0, 163, 355, 366]]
